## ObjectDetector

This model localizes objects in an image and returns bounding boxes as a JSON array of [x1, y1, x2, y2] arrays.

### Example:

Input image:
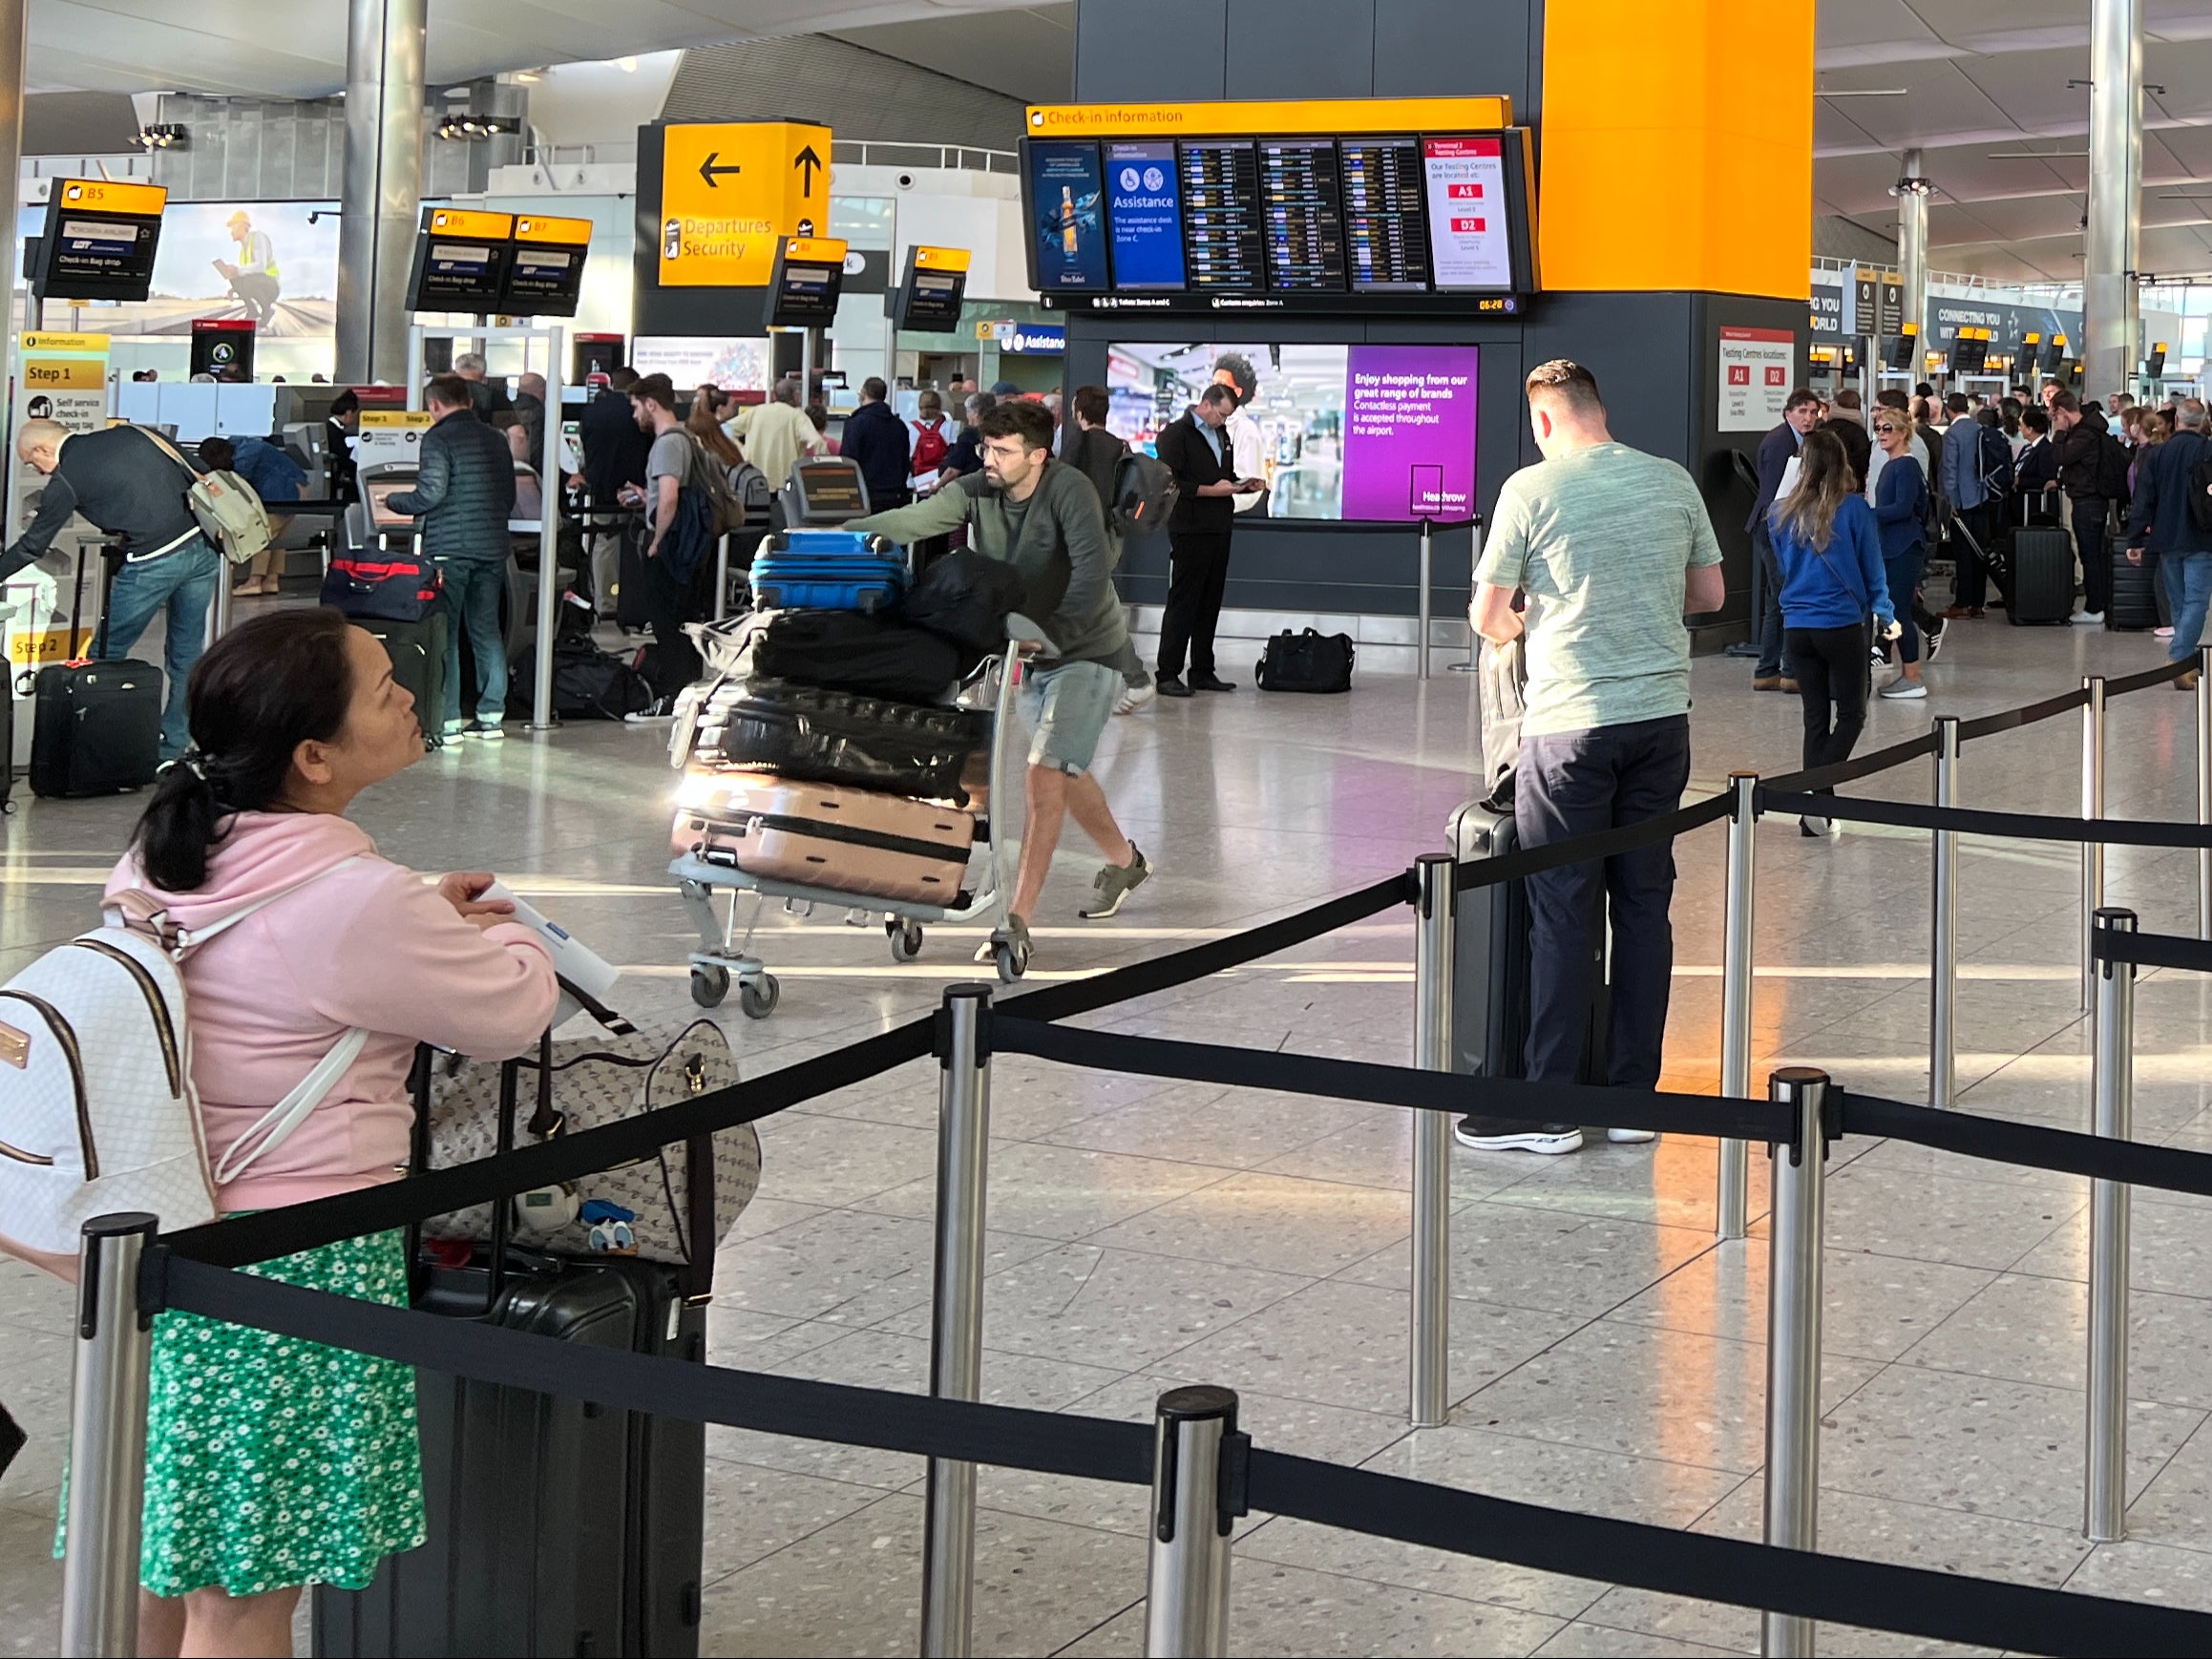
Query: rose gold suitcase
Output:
[[672, 771, 975, 904]]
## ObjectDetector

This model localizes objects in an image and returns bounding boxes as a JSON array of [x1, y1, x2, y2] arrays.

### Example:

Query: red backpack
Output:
[[910, 417, 949, 475]]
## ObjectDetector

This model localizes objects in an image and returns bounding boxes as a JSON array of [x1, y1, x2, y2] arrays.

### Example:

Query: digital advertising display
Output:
[[1105, 139, 1184, 290], [1103, 341, 1477, 524], [1020, 124, 1531, 311], [1023, 140, 1108, 291]]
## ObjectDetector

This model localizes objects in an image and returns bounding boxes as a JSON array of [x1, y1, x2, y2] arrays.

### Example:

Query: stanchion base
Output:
[[525, 722, 561, 733]]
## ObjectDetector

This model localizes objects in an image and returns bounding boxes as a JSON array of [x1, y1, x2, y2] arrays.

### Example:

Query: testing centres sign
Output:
[[1717, 326, 1796, 433], [657, 121, 833, 287]]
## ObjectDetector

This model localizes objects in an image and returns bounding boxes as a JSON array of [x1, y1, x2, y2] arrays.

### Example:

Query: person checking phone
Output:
[[1768, 428, 1896, 838], [1152, 382, 1265, 698]]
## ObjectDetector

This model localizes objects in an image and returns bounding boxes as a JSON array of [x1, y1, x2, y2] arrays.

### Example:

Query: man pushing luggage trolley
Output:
[[849, 399, 1151, 975]]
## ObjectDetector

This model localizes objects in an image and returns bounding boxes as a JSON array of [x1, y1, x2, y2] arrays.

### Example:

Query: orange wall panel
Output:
[[1540, 0, 1813, 299]]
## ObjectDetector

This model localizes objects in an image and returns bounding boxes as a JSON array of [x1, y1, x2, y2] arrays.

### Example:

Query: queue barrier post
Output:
[[1144, 1387, 1240, 1659], [1717, 771, 1759, 1242], [2087, 908, 2138, 1544], [1417, 516, 1434, 681], [1761, 1069, 1830, 1659], [2198, 645, 2211, 942], [711, 533, 732, 623], [58, 1213, 158, 1659], [1930, 717, 1963, 1110], [920, 985, 993, 1658], [2082, 675, 2107, 1014], [1410, 854, 1456, 1427]]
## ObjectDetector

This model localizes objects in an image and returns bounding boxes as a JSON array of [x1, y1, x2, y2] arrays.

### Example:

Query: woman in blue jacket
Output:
[[1869, 409, 1932, 701], [1771, 429, 1897, 837]]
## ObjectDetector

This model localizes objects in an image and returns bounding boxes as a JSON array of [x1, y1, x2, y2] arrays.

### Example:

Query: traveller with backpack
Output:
[[907, 388, 952, 488], [847, 399, 1152, 972], [619, 373, 710, 702], [0, 419, 225, 764], [17, 608, 557, 1657], [1063, 383, 1157, 713], [2053, 390, 2120, 624]]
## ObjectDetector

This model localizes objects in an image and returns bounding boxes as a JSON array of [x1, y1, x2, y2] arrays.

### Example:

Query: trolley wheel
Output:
[[690, 965, 730, 1008], [888, 919, 925, 963], [993, 940, 1025, 984], [739, 974, 781, 1020]]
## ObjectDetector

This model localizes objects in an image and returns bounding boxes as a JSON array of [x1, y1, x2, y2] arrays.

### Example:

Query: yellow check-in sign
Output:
[[659, 121, 833, 286]]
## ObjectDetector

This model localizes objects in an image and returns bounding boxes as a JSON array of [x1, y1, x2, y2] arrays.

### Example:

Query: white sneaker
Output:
[[2070, 610, 2105, 625], [442, 717, 468, 739], [1607, 1127, 1656, 1144], [1879, 678, 1928, 700], [1114, 682, 1156, 715]]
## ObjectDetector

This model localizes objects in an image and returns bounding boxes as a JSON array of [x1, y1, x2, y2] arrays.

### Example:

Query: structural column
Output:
[[2086, 0, 2143, 400], [0, 0, 26, 398], [337, 0, 426, 386], [1897, 148, 1928, 341]]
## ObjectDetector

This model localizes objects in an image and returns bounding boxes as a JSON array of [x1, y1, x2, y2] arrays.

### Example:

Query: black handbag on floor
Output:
[[1255, 628, 1355, 694]]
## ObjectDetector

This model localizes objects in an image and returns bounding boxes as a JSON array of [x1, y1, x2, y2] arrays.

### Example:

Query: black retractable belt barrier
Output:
[[1760, 730, 1940, 796], [1957, 684, 2091, 744], [994, 1019, 1791, 1143], [2102, 657, 2196, 698], [1243, 1449, 2212, 1657], [1754, 790, 2212, 850], [166, 1016, 938, 1269], [1843, 1092, 2212, 1200], [2094, 928, 2212, 975], [1001, 871, 1417, 1024], [1450, 793, 1732, 894], [158, 1258, 1156, 1484]]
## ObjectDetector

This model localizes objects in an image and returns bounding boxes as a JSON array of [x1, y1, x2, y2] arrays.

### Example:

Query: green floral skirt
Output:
[[57, 1228, 427, 1598]]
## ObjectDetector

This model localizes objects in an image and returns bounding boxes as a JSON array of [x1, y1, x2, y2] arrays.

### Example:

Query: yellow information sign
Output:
[[360, 410, 433, 430], [514, 213, 593, 245], [659, 121, 834, 287], [426, 207, 514, 240], [1025, 96, 1511, 137], [53, 178, 166, 216], [22, 358, 103, 390], [915, 245, 971, 273], [20, 331, 110, 353]]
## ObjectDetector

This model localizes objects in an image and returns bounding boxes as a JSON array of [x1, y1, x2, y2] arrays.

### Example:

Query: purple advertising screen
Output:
[[1102, 341, 1477, 523], [1340, 345, 1479, 521]]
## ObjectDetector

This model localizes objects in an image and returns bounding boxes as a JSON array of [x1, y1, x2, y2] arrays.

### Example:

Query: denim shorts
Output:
[[1019, 658, 1119, 776]]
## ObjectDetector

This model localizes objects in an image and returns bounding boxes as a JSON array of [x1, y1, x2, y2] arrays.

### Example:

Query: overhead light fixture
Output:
[[1815, 87, 1908, 98], [1891, 173, 1936, 198], [1988, 149, 2091, 159], [434, 114, 519, 142], [616, 55, 638, 73], [133, 123, 187, 151], [512, 70, 542, 83]]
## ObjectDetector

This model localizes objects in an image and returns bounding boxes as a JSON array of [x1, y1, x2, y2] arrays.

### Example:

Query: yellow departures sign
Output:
[[659, 121, 833, 286], [1024, 96, 1510, 136]]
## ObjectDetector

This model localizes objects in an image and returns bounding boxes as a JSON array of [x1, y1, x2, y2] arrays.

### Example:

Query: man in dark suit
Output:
[[1746, 388, 1820, 691], [1153, 383, 1262, 696], [577, 368, 654, 619]]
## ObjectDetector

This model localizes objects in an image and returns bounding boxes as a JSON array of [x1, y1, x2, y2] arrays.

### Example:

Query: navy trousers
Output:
[[1515, 714, 1693, 1090]]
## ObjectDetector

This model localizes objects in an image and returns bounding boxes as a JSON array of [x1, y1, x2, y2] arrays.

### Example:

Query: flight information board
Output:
[[762, 236, 848, 328], [1258, 138, 1347, 292], [891, 245, 970, 331], [499, 213, 591, 316], [35, 178, 166, 303], [406, 207, 513, 312], [1179, 139, 1265, 290], [1338, 137, 1430, 292], [1022, 127, 1530, 312]]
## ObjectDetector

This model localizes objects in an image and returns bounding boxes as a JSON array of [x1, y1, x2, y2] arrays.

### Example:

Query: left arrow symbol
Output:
[[699, 152, 742, 187]]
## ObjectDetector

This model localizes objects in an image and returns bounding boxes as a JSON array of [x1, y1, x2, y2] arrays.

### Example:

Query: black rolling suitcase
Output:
[[2109, 549, 2162, 631], [313, 1050, 708, 1659], [2007, 495, 2075, 625], [30, 544, 161, 798], [360, 613, 449, 749]]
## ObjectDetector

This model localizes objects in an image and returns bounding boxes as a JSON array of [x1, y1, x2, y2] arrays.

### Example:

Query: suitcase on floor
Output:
[[30, 543, 162, 798], [2109, 550, 2161, 631], [672, 773, 975, 903], [685, 678, 990, 801], [2007, 525, 2075, 625], [615, 521, 653, 632], [310, 1253, 706, 1659], [361, 613, 449, 749], [748, 529, 908, 615]]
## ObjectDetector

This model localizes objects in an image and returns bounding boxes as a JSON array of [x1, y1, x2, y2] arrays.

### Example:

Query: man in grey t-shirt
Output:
[[1459, 360, 1726, 1158]]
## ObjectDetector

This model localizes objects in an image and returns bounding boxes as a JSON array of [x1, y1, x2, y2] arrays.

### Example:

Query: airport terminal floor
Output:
[[9, 617, 2212, 1655]]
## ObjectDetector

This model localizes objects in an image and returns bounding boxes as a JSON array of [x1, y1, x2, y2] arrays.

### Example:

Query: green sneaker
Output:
[[1081, 845, 1151, 919]]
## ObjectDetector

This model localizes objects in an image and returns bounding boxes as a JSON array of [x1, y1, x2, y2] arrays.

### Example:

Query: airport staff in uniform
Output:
[[0, 418, 224, 763], [214, 210, 281, 326], [1153, 383, 1263, 697]]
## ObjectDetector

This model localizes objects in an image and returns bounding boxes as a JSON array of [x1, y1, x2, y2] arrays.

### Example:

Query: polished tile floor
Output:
[[6, 608, 2212, 1656]]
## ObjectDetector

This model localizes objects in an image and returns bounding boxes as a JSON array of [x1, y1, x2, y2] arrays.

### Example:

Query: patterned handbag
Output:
[[419, 1012, 758, 1270]]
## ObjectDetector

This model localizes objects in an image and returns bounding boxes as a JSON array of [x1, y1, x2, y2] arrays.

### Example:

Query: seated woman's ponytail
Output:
[[131, 607, 359, 892]]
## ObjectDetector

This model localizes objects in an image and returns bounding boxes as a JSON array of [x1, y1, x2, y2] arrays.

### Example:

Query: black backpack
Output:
[[1978, 424, 2014, 500], [2096, 432, 2134, 503], [1110, 451, 1180, 539]]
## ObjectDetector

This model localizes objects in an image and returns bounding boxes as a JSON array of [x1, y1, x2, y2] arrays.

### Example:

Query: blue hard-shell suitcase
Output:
[[749, 529, 908, 615]]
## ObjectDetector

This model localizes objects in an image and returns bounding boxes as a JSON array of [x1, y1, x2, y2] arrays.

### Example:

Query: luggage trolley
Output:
[[666, 640, 1028, 1015]]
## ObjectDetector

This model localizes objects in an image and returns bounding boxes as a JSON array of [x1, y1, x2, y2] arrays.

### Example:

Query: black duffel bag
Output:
[[507, 643, 658, 721], [1255, 628, 1355, 694], [726, 610, 965, 704], [320, 551, 444, 621], [901, 547, 1028, 662]]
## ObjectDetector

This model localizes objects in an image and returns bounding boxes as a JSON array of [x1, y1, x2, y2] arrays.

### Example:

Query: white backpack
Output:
[[0, 860, 369, 1257]]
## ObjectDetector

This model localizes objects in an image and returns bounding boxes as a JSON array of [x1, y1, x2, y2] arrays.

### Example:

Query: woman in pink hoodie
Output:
[[69, 607, 558, 1658]]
